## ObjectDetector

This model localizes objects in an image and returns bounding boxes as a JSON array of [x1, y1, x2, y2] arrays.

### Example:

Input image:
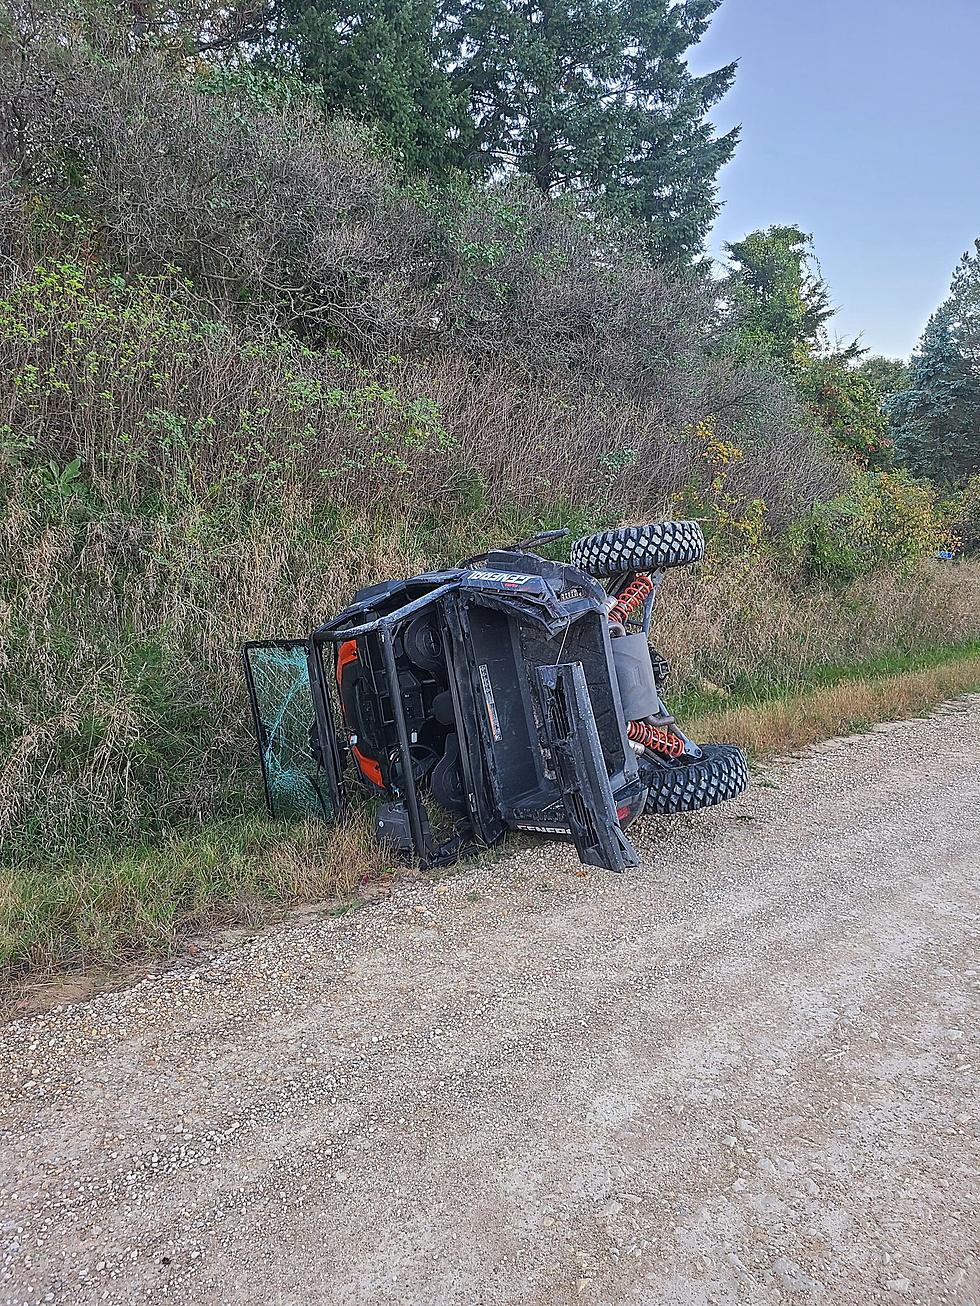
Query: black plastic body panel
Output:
[[536, 663, 642, 872]]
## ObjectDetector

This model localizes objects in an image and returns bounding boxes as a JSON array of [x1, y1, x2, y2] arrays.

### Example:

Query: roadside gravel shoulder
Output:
[[2, 696, 979, 1305]]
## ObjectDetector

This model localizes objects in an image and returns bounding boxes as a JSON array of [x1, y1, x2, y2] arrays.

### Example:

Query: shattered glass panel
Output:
[[244, 642, 335, 822]]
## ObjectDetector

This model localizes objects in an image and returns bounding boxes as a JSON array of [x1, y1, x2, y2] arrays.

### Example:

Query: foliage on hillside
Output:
[[104, 0, 738, 256]]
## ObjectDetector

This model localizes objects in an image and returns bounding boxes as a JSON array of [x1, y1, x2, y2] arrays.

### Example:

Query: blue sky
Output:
[[690, 0, 980, 360]]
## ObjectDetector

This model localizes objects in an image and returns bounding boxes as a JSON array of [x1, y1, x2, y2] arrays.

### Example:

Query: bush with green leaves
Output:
[[787, 470, 949, 581], [0, 259, 465, 517]]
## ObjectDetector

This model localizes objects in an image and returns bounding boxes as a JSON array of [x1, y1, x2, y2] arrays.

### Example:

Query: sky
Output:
[[689, 0, 980, 360]]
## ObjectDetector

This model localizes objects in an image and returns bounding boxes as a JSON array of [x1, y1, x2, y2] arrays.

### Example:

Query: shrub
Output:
[[786, 470, 949, 581], [949, 473, 980, 553], [801, 353, 894, 470], [0, 8, 840, 524], [0, 259, 465, 516]]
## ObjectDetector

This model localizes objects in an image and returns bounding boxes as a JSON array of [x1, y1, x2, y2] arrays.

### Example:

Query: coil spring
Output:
[[626, 720, 686, 758], [608, 573, 655, 626]]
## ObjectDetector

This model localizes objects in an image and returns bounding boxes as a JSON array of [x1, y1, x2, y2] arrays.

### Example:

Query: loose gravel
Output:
[[2, 697, 980, 1305]]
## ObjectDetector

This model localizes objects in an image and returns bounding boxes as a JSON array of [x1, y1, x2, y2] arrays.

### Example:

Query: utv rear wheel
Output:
[[570, 521, 705, 576], [641, 743, 748, 816]]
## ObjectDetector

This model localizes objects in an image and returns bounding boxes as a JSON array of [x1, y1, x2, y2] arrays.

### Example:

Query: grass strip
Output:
[[684, 648, 980, 760], [1, 814, 383, 983]]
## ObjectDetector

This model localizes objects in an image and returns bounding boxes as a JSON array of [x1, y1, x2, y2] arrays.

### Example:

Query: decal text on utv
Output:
[[243, 522, 749, 872]]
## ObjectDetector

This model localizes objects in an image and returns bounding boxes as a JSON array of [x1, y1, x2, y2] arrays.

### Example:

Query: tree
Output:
[[79, 0, 275, 53], [800, 353, 892, 469], [889, 241, 980, 486], [721, 226, 904, 467], [890, 299, 980, 486], [261, 0, 465, 175], [817, 354, 908, 470], [853, 354, 909, 404], [444, 0, 738, 260], [722, 225, 833, 368], [950, 239, 980, 368]]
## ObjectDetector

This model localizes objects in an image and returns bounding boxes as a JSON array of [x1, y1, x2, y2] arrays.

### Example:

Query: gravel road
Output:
[[2, 698, 980, 1306]]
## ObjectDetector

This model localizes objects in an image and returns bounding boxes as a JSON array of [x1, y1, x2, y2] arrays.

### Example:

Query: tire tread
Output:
[[570, 521, 705, 576], [641, 743, 749, 816]]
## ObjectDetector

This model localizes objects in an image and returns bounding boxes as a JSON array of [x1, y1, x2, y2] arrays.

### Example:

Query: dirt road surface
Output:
[[2, 698, 980, 1306]]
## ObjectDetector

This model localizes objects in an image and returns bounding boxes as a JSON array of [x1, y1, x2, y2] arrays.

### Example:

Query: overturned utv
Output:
[[243, 522, 749, 872]]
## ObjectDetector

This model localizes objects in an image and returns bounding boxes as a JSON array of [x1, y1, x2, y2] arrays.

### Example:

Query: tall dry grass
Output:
[[686, 655, 980, 758], [6, 468, 980, 865], [659, 556, 980, 694], [0, 812, 385, 978], [0, 255, 851, 861]]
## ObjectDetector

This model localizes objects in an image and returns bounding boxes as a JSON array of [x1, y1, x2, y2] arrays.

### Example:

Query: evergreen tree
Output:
[[950, 240, 980, 368], [890, 299, 980, 486], [443, 0, 738, 259], [263, 0, 465, 175]]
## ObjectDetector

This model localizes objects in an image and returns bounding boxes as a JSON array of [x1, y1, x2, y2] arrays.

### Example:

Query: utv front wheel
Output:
[[570, 521, 705, 576], [641, 743, 748, 815]]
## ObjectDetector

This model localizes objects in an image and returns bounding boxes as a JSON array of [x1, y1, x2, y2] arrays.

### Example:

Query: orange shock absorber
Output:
[[608, 573, 655, 626], [626, 719, 686, 758]]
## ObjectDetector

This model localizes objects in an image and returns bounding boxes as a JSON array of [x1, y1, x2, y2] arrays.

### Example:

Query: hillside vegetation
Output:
[[1, 6, 979, 975]]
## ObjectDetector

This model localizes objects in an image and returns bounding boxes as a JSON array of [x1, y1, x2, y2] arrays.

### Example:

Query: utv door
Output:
[[536, 663, 642, 872], [242, 640, 341, 823]]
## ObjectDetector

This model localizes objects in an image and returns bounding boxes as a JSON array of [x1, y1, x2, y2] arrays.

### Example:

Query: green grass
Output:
[[1, 813, 384, 980], [683, 643, 980, 762], [672, 637, 980, 721]]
